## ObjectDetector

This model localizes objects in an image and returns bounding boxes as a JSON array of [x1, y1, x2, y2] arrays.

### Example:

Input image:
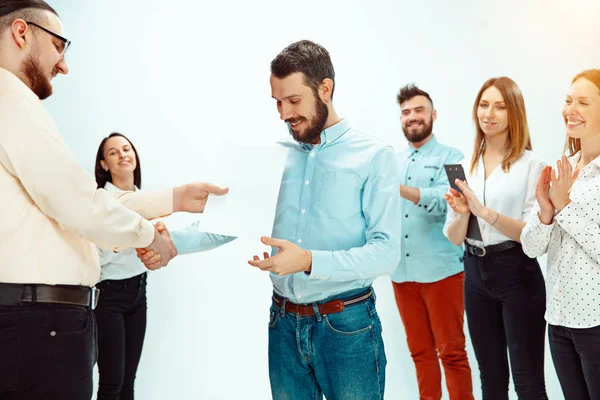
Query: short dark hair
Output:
[[270, 40, 336, 99], [397, 83, 433, 108], [95, 133, 142, 190], [0, 0, 58, 33]]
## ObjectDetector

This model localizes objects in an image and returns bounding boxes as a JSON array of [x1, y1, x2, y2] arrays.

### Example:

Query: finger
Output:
[[155, 221, 166, 231], [253, 255, 260, 261], [261, 236, 287, 248], [550, 168, 557, 184], [139, 250, 156, 262], [449, 188, 461, 197], [572, 168, 580, 180], [136, 248, 147, 256], [543, 166, 552, 183], [143, 253, 161, 265], [203, 183, 229, 196], [263, 252, 270, 259], [248, 258, 274, 270], [563, 155, 572, 177], [145, 261, 162, 270]]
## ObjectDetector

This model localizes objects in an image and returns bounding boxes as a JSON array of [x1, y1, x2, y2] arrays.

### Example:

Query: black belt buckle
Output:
[[471, 245, 487, 257]]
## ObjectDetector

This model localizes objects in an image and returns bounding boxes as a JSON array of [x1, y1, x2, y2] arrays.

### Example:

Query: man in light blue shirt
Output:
[[391, 84, 473, 399], [248, 40, 401, 400]]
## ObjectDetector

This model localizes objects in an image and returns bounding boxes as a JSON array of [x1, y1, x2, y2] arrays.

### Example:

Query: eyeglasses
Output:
[[26, 21, 71, 56]]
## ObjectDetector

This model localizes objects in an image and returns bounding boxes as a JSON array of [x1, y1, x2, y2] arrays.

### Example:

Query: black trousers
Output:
[[549, 324, 600, 400], [0, 302, 96, 399], [95, 273, 147, 400], [464, 244, 548, 400]]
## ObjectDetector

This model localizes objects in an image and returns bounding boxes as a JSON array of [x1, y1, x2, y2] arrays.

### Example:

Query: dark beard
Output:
[[287, 96, 329, 144], [403, 118, 433, 143], [22, 44, 53, 100]]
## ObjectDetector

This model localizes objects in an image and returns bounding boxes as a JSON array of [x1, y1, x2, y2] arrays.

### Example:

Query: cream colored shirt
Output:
[[0, 67, 172, 287]]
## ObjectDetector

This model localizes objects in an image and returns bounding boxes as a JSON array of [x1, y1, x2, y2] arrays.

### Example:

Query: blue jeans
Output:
[[268, 287, 386, 400]]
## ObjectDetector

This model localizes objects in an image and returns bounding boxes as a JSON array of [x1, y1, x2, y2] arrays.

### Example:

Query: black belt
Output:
[[465, 241, 520, 257], [0, 283, 99, 309]]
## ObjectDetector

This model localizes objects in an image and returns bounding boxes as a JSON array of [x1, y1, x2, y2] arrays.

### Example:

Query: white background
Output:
[[46, 0, 600, 398]]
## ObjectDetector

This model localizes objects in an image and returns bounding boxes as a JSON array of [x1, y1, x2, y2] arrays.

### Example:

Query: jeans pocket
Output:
[[324, 304, 373, 336], [0, 326, 18, 393], [268, 307, 281, 329], [50, 308, 92, 337]]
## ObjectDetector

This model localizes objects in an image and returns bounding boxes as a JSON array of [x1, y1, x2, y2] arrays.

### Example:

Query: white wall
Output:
[[46, 0, 600, 398]]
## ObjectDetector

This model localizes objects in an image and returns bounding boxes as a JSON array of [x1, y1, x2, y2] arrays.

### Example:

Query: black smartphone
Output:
[[444, 164, 467, 193], [443, 164, 483, 241]]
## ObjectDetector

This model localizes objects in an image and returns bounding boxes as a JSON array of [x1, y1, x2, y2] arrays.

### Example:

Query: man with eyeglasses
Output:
[[0, 1, 228, 398]]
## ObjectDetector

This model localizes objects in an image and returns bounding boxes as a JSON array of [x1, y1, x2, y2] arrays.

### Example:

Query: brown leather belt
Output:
[[0, 283, 100, 309], [272, 290, 373, 317]]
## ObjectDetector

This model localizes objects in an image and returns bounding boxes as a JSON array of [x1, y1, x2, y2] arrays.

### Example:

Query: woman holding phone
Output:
[[521, 69, 600, 399], [443, 77, 548, 399]]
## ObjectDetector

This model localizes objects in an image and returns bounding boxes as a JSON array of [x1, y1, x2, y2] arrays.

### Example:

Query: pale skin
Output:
[[444, 86, 527, 246], [398, 95, 437, 204], [536, 77, 600, 224], [245, 72, 341, 276]]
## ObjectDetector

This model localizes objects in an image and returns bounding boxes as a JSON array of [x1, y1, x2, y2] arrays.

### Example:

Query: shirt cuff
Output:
[[308, 250, 332, 280], [131, 219, 155, 250], [531, 211, 556, 232], [417, 188, 434, 210]]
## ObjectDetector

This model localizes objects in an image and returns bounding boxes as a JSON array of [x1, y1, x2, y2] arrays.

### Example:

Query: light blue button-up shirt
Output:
[[390, 136, 464, 283], [99, 182, 235, 281], [271, 119, 402, 303]]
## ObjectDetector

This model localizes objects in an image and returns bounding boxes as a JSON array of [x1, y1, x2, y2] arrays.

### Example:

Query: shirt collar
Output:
[[0, 67, 41, 104], [104, 182, 138, 192], [301, 119, 351, 151], [407, 135, 438, 157]]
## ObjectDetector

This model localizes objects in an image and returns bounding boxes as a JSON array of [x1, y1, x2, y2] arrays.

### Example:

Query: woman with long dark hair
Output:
[[94, 132, 234, 400]]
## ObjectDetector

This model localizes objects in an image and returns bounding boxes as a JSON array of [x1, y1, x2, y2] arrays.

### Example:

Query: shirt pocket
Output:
[[416, 163, 441, 187], [317, 171, 362, 217]]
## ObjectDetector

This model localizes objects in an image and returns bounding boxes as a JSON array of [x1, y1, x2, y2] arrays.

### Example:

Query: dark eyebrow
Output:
[[272, 94, 301, 100]]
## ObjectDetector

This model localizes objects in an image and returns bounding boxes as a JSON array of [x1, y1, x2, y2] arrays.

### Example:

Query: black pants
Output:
[[464, 245, 548, 400], [0, 302, 96, 399], [549, 324, 600, 400], [95, 273, 147, 400]]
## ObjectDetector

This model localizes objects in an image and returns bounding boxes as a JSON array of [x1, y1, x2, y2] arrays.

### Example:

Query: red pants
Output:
[[392, 272, 473, 400]]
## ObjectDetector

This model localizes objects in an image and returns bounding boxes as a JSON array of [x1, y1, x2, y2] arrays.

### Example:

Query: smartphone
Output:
[[443, 164, 467, 193], [443, 164, 483, 241]]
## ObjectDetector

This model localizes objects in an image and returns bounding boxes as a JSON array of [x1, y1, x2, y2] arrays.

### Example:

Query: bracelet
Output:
[[490, 211, 500, 226]]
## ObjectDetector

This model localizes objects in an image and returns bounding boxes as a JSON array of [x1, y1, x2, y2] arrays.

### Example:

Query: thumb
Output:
[[261, 236, 287, 249], [204, 183, 229, 196]]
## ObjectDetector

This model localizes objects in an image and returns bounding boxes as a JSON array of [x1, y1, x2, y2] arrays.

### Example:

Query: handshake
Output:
[[135, 182, 228, 270]]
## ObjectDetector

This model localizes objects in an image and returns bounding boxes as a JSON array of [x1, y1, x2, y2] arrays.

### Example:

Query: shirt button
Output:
[[405, 214, 408, 218], [50, 331, 56, 337], [301, 209, 306, 214], [297, 239, 303, 244], [406, 254, 410, 257], [305, 180, 310, 185], [310, 152, 315, 158], [412, 159, 415, 162], [408, 177, 411, 180], [431, 178, 434, 181], [405, 235, 408, 238]]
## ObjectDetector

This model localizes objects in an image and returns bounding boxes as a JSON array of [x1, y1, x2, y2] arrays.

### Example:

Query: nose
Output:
[[564, 102, 576, 115], [279, 103, 293, 121], [56, 56, 69, 75], [484, 107, 494, 118]]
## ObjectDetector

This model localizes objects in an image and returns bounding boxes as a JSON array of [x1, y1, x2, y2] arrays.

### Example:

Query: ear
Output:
[[318, 78, 334, 103], [11, 19, 29, 50], [100, 160, 108, 171], [431, 109, 437, 123]]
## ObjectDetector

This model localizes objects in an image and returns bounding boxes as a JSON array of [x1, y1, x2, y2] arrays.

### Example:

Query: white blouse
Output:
[[444, 150, 545, 247], [521, 152, 600, 328]]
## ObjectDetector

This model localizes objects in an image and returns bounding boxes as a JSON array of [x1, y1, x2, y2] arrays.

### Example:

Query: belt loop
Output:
[[280, 299, 287, 317], [312, 303, 322, 322], [30, 284, 37, 304]]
